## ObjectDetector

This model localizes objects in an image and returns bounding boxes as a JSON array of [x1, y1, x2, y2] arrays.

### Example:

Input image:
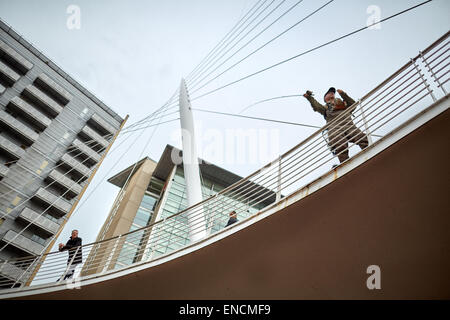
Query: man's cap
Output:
[[324, 87, 336, 101]]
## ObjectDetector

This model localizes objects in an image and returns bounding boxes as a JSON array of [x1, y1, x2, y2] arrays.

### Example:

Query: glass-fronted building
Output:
[[83, 145, 274, 275], [114, 176, 164, 268]]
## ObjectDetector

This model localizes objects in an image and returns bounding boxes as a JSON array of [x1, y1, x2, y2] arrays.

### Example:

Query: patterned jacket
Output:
[[305, 91, 357, 133]]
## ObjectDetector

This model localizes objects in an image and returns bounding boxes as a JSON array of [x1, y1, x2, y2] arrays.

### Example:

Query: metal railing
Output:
[[0, 31, 449, 290]]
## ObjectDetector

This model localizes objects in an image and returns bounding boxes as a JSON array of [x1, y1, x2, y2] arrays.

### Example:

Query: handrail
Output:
[[0, 31, 448, 290]]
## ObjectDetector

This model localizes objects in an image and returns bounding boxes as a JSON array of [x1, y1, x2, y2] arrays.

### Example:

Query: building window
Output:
[[151, 166, 263, 258], [147, 177, 164, 195], [31, 234, 46, 245], [116, 241, 140, 266], [43, 213, 59, 224], [114, 176, 163, 269]]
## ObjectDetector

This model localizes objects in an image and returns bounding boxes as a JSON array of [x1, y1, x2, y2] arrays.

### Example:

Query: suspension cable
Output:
[[192, 107, 319, 129], [188, 0, 288, 87], [185, 0, 266, 82], [189, 0, 308, 91], [186, 0, 274, 83], [190, 0, 433, 101]]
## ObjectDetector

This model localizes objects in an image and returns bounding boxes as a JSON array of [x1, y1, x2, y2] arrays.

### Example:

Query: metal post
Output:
[[411, 58, 437, 102], [102, 235, 121, 274], [0, 259, 6, 273], [14, 256, 39, 288], [179, 79, 206, 242], [359, 100, 373, 145], [153, 218, 168, 260], [60, 246, 80, 281], [0, 260, 8, 286], [206, 194, 218, 236], [419, 51, 448, 95], [276, 156, 282, 202]]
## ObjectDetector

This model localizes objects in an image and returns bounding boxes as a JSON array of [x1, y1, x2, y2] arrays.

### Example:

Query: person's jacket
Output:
[[305, 91, 357, 133], [60, 237, 82, 265], [225, 217, 238, 227]]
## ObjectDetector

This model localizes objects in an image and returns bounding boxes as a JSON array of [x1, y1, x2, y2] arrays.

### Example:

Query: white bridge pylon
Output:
[[179, 79, 207, 242]]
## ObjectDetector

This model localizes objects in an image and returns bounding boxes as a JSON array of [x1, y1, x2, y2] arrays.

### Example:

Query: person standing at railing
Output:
[[225, 211, 239, 227], [303, 87, 369, 163], [58, 229, 82, 281]]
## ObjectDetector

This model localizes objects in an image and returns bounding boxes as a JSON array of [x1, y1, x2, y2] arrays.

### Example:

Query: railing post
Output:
[[102, 235, 122, 274], [206, 194, 218, 236], [60, 246, 80, 282], [0, 259, 6, 273], [276, 156, 282, 202], [0, 259, 8, 286], [13, 255, 39, 288], [151, 218, 168, 261], [419, 50, 448, 96], [411, 58, 437, 102], [359, 99, 373, 145]]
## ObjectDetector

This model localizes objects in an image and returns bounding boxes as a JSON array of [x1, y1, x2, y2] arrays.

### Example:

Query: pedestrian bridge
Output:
[[0, 32, 449, 300]]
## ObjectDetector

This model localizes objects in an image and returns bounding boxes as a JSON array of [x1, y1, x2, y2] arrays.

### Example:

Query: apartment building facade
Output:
[[0, 19, 125, 286]]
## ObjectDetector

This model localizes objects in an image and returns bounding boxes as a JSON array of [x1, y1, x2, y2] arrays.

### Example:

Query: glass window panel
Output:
[[163, 203, 180, 214], [148, 177, 164, 195], [31, 235, 46, 245], [135, 209, 151, 225], [170, 187, 185, 197], [116, 242, 138, 266], [173, 176, 184, 185], [140, 194, 158, 211], [129, 224, 140, 232], [167, 193, 183, 203]]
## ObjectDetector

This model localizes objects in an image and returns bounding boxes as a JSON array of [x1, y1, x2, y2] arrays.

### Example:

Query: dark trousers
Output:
[[328, 126, 369, 163]]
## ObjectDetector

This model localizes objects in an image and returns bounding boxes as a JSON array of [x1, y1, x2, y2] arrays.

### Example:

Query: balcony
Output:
[[0, 260, 32, 283], [22, 85, 63, 117], [59, 153, 92, 180], [0, 135, 26, 159], [1, 230, 44, 256], [7, 96, 52, 131], [0, 39, 34, 74], [0, 163, 8, 178], [87, 113, 117, 136], [71, 138, 101, 164], [0, 109, 39, 145], [79, 125, 109, 151], [17, 207, 60, 235], [45, 169, 82, 198], [0, 60, 20, 86], [33, 187, 72, 216], [34, 73, 72, 106]]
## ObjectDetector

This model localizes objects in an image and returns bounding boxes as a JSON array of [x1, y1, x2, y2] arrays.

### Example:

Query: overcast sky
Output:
[[0, 0, 448, 249]]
